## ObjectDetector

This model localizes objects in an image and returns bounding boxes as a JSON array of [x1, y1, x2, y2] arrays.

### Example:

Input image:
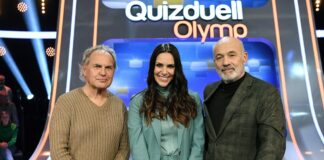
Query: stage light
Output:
[[27, 94, 34, 100], [46, 47, 55, 57], [290, 112, 308, 117], [0, 46, 6, 56], [0, 30, 56, 39], [290, 63, 304, 78], [41, 0, 46, 14], [29, 39, 52, 98], [17, 2, 28, 13], [315, 0, 321, 11], [0, 39, 34, 100], [23, 0, 52, 99]]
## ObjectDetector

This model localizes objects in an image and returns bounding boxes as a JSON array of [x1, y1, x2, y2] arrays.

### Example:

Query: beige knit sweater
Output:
[[49, 88, 129, 160]]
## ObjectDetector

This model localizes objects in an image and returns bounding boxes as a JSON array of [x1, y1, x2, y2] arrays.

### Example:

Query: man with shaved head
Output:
[[203, 37, 286, 160]]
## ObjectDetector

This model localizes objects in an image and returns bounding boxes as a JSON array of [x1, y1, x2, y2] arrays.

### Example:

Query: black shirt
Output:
[[206, 74, 246, 134]]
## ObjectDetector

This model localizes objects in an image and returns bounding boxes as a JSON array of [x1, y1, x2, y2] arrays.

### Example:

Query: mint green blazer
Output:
[[128, 91, 205, 160]]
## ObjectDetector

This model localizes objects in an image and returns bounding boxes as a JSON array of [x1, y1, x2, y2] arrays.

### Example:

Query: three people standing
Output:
[[50, 37, 286, 160]]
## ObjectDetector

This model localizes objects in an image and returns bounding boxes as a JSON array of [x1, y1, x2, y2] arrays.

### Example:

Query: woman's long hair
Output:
[[140, 43, 197, 127]]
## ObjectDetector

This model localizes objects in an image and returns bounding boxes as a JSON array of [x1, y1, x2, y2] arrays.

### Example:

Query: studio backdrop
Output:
[[30, 0, 324, 159]]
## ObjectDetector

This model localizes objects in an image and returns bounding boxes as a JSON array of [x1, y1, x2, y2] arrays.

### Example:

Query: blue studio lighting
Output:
[[0, 39, 34, 99], [23, 0, 52, 98]]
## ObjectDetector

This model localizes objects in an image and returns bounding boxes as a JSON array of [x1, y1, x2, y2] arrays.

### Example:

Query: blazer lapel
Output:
[[204, 82, 220, 101], [204, 82, 221, 140], [216, 74, 253, 138], [203, 104, 217, 140], [152, 119, 161, 145]]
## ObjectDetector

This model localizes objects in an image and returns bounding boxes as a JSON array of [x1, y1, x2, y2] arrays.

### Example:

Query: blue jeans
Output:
[[0, 148, 13, 160]]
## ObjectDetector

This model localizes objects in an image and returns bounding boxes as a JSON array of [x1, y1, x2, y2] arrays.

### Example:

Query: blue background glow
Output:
[[103, 38, 279, 107]]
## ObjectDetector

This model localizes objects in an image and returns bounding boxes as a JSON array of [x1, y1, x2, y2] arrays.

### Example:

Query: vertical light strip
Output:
[[93, 0, 99, 46], [294, 0, 324, 144], [48, 0, 65, 125], [271, 0, 304, 159], [65, 0, 78, 92], [305, 0, 324, 110], [30, 0, 66, 158]]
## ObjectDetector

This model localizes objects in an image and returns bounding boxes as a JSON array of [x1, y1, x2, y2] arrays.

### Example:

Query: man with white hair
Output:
[[50, 45, 129, 160]]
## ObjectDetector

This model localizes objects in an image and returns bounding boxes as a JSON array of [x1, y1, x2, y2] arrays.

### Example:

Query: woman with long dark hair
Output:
[[128, 43, 204, 160]]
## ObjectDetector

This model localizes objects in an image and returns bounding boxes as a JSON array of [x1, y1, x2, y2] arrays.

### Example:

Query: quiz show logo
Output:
[[125, 0, 248, 43]]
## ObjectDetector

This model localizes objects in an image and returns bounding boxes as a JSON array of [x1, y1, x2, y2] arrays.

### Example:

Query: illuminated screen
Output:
[[104, 38, 279, 107]]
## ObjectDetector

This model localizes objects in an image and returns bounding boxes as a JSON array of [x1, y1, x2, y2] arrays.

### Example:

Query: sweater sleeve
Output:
[[7, 123, 18, 147], [49, 96, 73, 160], [114, 104, 130, 160]]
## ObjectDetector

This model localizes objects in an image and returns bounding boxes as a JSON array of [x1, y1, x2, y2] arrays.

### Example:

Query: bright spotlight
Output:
[[17, 2, 28, 13], [41, 1, 46, 14], [46, 47, 55, 57], [27, 94, 34, 100], [23, 0, 52, 99], [0, 46, 6, 56], [0, 39, 34, 98]]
